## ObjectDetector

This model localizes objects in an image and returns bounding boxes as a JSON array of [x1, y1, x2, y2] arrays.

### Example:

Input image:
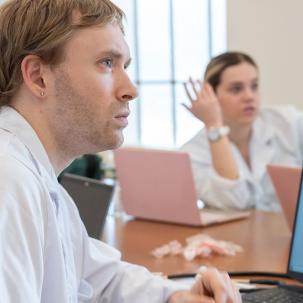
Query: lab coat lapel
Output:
[[250, 117, 275, 182]]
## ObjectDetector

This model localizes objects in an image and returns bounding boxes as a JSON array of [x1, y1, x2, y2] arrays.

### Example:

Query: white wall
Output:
[[227, 0, 303, 110]]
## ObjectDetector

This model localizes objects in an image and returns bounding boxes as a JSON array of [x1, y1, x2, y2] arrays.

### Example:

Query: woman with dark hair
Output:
[[181, 51, 303, 211]]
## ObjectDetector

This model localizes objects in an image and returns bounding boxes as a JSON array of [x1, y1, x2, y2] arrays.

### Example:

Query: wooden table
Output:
[[102, 210, 291, 276]]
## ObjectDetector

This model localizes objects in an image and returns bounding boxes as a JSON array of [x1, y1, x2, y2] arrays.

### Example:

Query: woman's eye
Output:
[[251, 83, 258, 91], [229, 86, 241, 94]]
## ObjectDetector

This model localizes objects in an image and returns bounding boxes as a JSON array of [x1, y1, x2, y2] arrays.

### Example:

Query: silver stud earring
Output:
[[40, 91, 45, 97]]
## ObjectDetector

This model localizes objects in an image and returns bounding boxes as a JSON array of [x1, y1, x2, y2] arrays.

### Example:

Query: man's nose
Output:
[[118, 73, 138, 102]]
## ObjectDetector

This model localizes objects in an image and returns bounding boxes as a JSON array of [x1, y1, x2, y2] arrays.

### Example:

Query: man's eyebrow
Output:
[[98, 50, 131, 62]]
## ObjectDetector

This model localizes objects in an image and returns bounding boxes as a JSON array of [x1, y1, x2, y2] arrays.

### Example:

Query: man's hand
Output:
[[168, 268, 241, 303]]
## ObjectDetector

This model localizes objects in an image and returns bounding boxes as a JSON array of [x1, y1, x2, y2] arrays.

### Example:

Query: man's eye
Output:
[[124, 62, 131, 70], [101, 58, 113, 68]]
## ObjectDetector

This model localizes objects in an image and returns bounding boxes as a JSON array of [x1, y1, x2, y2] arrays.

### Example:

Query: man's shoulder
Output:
[[0, 154, 49, 231], [0, 141, 48, 252], [0, 130, 45, 197]]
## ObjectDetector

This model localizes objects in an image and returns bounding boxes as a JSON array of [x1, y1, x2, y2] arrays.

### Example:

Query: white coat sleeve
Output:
[[79, 236, 188, 303], [293, 108, 303, 162], [0, 163, 47, 303], [180, 130, 255, 210]]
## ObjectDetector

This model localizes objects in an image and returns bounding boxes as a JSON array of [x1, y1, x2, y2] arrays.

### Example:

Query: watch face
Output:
[[207, 126, 230, 142], [208, 128, 220, 141]]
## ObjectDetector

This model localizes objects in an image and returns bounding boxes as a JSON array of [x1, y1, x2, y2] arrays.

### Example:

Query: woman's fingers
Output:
[[189, 77, 199, 97], [183, 81, 196, 103]]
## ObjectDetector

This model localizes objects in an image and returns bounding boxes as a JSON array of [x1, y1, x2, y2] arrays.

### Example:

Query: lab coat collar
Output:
[[0, 106, 55, 180], [252, 111, 276, 145]]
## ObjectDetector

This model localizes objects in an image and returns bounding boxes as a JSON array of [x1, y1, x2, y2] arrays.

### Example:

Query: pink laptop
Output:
[[114, 147, 250, 226], [267, 164, 302, 230]]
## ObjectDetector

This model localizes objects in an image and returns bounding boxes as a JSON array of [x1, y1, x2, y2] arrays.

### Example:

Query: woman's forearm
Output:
[[209, 136, 239, 180]]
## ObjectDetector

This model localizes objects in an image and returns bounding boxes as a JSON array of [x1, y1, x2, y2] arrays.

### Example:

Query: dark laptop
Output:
[[242, 167, 303, 302], [60, 173, 114, 239]]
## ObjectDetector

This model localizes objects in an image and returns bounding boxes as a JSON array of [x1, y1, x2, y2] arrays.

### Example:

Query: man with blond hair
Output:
[[0, 0, 241, 302]]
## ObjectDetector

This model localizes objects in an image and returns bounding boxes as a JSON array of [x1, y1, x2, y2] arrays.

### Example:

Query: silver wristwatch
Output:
[[207, 126, 230, 142]]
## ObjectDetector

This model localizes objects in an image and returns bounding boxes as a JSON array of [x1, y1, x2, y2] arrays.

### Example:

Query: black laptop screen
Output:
[[288, 168, 303, 280], [60, 173, 114, 239]]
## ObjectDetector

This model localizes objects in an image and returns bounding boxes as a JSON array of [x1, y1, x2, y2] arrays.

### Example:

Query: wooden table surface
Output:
[[102, 210, 291, 276]]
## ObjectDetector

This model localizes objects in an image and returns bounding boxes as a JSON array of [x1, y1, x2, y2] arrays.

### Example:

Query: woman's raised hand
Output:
[[183, 78, 223, 128]]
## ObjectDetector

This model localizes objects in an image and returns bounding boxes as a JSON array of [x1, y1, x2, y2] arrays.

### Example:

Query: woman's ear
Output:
[[21, 55, 47, 99]]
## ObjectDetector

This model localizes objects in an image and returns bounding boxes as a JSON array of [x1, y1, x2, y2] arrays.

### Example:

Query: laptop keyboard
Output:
[[242, 287, 303, 302]]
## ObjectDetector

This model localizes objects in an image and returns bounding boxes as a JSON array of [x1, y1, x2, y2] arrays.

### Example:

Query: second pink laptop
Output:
[[267, 164, 302, 230], [114, 147, 250, 226]]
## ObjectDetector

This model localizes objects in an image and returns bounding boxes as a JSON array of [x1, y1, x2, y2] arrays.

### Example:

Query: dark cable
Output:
[[228, 271, 291, 279], [168, 271, 292, 280]]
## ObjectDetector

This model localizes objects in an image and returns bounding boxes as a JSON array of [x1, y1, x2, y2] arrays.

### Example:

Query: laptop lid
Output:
[[114, 147, 249, 226], [287, 166, 303, 282], [60, 173, 114, 239], [267, 164, 301, 230]]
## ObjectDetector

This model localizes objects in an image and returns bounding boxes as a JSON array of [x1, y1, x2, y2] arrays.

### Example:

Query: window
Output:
[[115, 0, 226, 147]]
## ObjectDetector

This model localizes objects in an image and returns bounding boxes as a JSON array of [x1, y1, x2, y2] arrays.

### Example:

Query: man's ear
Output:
[[21, 55, 47, 98]]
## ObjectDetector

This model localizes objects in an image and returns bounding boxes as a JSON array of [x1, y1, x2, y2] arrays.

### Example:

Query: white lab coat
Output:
[[0, 106, 184, 303], [180, 106, 303, 212]]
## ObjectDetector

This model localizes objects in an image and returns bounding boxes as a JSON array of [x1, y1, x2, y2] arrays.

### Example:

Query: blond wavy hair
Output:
[[0, 0, 124, 107], [204, 51, 258, 92]]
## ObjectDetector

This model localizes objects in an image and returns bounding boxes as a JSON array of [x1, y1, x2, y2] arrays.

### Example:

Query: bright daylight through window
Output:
[[114, 0, 226, 148]]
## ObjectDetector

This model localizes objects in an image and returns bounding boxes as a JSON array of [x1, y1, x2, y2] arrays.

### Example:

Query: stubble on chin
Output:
[[99, 121, 125, 152], [51, 72, 125, 156]]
